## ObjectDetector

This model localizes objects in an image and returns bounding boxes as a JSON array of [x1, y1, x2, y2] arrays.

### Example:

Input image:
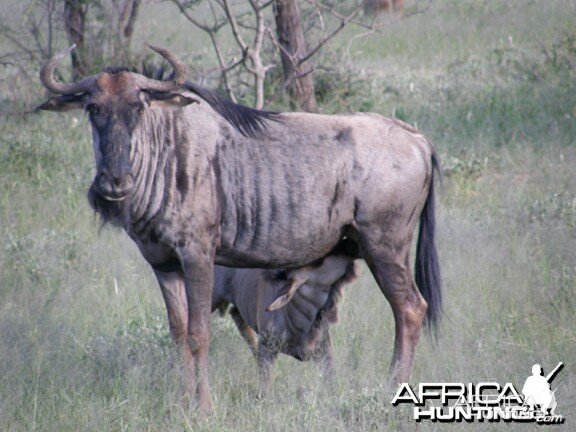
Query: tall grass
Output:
[[1, 0, 575, 430]]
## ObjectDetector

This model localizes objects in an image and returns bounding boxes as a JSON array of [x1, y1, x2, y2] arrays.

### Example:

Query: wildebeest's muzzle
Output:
[[95, 170, 134, 201], [92, 126, 134, 201]]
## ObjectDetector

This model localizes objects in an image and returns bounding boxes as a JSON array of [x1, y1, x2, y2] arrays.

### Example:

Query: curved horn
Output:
[[134, 45, 188, 92], [40, 45, 95, 94]]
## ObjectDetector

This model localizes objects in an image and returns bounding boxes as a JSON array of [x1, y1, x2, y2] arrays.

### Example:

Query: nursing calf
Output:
[[212, 243, 359, 395]]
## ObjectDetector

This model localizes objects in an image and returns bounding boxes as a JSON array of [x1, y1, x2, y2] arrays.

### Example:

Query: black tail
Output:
[[415, 152, 442, 334]]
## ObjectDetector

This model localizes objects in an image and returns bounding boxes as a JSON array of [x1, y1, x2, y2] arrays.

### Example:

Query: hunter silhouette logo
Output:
[[522, 363, 563, 418], [391, 362, 565, 424]]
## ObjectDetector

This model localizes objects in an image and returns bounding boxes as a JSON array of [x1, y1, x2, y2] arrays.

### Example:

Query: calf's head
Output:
[[38, 45, 196, 205]]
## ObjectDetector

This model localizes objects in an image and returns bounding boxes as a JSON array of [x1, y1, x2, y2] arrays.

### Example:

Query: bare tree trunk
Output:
[[121, 0, 141, 38], [274, 0, 318, 113], [64, 0, 87, 79], [117, 0, 141, 64]]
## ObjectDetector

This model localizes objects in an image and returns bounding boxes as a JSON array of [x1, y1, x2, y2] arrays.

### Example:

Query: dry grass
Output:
[[1, 1, 575, 430]]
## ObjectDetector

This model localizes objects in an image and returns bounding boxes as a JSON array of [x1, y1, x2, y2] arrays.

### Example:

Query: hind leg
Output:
[[359, 227, 428, 385]]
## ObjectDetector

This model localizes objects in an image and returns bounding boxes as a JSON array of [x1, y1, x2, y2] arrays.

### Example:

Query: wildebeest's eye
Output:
[[130, 103, 145, 116]]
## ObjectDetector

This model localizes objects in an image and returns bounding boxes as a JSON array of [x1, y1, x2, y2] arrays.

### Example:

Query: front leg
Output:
[[179, 245, 215, 418], [154, 269, 196, 400]]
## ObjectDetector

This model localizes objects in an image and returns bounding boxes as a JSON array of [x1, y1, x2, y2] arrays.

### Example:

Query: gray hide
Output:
[[38, 46, 441, 414]]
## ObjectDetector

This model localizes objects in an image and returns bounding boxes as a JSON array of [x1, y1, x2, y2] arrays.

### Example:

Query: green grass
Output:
[[1, 0, 575, 430]]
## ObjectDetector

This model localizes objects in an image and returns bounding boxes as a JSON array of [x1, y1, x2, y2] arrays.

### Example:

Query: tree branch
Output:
[[219, 0, 248, 52], [297, 0, 365, 68], [170, 0, 213, 32]]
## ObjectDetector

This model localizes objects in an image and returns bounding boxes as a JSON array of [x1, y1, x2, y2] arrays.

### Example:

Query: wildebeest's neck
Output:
[[128, 109, 185, 238]]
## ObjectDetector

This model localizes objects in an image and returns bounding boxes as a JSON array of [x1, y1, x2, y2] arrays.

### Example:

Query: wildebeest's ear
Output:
[[149, 92, 200, 109], [35, 94, 86, 112]]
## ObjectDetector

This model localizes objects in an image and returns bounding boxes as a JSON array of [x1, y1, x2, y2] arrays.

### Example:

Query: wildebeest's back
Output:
[[214, 113, 433, 268]]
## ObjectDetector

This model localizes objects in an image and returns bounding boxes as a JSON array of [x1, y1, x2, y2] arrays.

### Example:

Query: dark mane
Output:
[[183, 82, 281, 137], [107, 61, 282, 137], [104, 65, 136, 75]]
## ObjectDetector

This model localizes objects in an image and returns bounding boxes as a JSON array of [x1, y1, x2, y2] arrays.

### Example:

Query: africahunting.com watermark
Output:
[[391, 362, 565, 424]]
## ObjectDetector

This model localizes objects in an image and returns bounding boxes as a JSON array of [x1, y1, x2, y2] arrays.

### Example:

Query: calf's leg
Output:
[[229, 305, 259, 356], [313, 330, 335, 383], [257, 338, 278, 398]]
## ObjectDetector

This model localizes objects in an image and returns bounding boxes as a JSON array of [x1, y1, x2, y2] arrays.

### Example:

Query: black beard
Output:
[[87, 183, 131, 228]]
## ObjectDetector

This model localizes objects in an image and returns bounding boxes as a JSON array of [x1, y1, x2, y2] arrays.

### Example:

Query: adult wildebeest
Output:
[[37, 45, 441, 416], [212, 239, 360, 396]]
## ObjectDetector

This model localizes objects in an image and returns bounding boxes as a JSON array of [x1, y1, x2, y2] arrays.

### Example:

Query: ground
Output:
[[0, 0, 574, 430]]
